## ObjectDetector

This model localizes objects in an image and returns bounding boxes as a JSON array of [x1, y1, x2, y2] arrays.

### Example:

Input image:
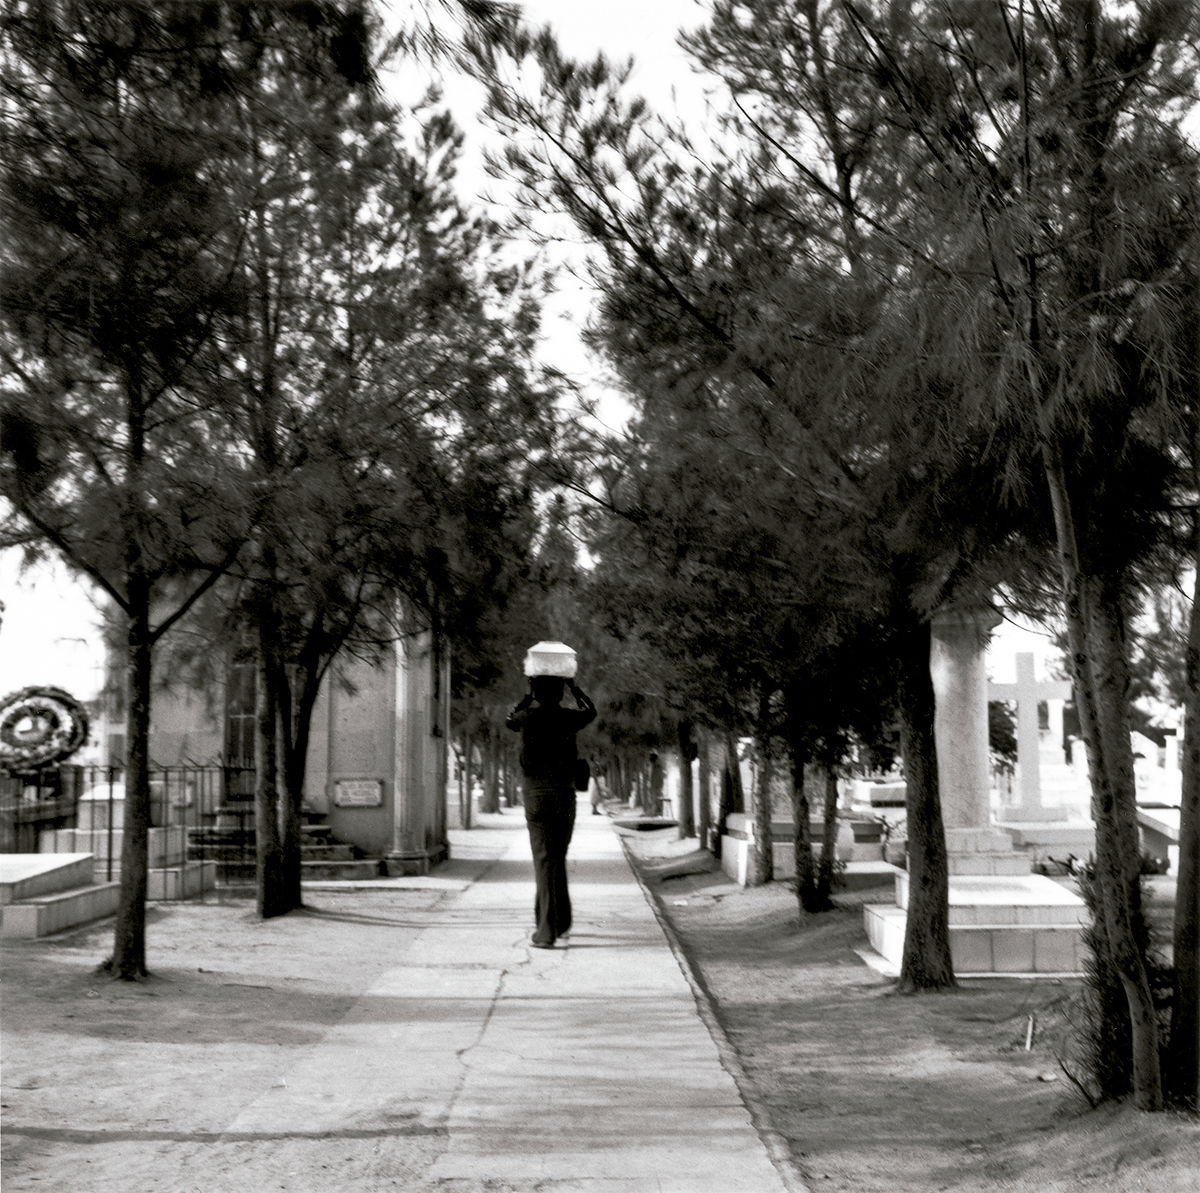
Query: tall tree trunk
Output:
[[788, 739, 817, 915], [648, 752, 664, 818], [504, 743, 517, 807], [462, 729, 474, 829], [676, 719, 696, 839], [750, 690, 774, 885], [896, 614, 955, 993], [277, 629, 326, 912], [697, 729, 712, 851], [1045, 451, 1164, 1110], [750, 744, 775, 886], [815, 764, 840, 908], [608, 755, 625, 806], [725, 731, 745, 812], [108, 376, 152, 979], [483, 734, 502, 813], [255, 608, 287, 920], [107, 584, 152, 979], [276, 662, 303, 914], [1080, 583, 1163, 1111], [713, 732, 743, 860], [1168, 531, 1200, 1107]]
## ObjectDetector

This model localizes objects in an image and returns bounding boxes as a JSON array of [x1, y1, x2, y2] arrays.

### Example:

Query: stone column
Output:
[[930, 605, 1026, 874], [390, 636, 424, 865], [931, 605, 1000, 831], [387, 631, 448, 875]]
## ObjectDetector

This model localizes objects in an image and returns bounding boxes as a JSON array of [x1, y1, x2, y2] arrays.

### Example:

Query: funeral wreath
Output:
[[0, 686, 90, 772]]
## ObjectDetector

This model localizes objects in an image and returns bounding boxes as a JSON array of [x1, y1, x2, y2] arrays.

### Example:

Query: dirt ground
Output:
[[2, 831, 1198, 1193], [622, 829, 1200, 1193], [0, 887, 457, 1192]]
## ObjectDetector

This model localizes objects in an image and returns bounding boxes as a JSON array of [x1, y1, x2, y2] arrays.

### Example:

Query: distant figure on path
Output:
[[648, 751, 664, 817], [506, 670, 596, 948]]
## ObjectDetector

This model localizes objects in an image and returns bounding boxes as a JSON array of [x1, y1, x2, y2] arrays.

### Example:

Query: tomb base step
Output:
[[148, 862, 217, 900], [998, 821, 1096, 855], [299, 844, 358, 862], [863, 904, 1087, 976], [0, 853, 95, 904], [193, 858, 384, 883], [896, 872, 1088, 926], [87, 856, 198, 884], [40, 826, 187, 865], [1, 880, 121, 938], [839, 861, 901, 891], [947, 853, 1035, 877], [302, 858, 383, 881], [997, 805, 1091, 823], [719, 837, 898, 888], [384, 843, 449, 877]]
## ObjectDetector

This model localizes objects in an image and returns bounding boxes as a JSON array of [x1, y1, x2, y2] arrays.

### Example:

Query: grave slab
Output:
[[0, 853, 121, 937]]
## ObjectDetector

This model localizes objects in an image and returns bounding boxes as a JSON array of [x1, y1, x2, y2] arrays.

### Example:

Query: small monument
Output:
[[864, 606, 1088, 976], [990, 652, 1095, 861]]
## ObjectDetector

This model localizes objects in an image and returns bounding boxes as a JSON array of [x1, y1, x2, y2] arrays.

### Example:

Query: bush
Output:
[[1060, 865, 1173, 1104]]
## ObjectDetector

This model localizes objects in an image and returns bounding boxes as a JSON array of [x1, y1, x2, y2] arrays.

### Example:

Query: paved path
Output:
[[233, 803, 799, 1192]]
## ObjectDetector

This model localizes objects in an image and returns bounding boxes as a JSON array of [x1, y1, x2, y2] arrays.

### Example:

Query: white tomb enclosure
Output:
[[39, 782, 215, 899], [864, 607, 1089, 977], [719, 811, 895, 890], [990, 651, 1096, 863]]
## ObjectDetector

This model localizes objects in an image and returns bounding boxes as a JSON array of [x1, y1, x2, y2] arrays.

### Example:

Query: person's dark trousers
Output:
[[524, 784, 576, 944]]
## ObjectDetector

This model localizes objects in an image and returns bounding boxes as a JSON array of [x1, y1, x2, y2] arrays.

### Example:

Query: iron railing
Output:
[[0, 763, 257, 897]]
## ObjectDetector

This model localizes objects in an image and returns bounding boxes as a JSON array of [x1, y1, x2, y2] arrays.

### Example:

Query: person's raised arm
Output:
[[505, 688, 533, 732], [567, 681, 597, 728]]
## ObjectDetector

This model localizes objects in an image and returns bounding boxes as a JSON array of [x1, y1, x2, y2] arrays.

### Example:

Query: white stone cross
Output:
[[988, 652, 1072, 814]]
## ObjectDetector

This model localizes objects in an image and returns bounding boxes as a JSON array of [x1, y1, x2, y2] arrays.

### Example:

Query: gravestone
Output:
[[990, 653, 1094, 861], [989, 653, 1076, 819]]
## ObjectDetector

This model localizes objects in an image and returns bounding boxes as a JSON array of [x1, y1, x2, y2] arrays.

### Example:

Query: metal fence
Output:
[[0, 763, 257, 897]]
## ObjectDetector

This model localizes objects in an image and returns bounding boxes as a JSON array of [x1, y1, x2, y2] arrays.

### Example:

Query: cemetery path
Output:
[[1, 805, 799, 1193]]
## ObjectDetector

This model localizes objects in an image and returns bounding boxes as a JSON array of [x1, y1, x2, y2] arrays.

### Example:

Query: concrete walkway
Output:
[[242, 801, 800, 1192]]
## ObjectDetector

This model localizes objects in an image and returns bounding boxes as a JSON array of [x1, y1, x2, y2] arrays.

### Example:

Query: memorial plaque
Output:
[[334, 778, 383, 808]]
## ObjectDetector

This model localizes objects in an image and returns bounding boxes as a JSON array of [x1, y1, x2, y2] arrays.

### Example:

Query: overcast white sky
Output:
[[382, 0, 719, 409]]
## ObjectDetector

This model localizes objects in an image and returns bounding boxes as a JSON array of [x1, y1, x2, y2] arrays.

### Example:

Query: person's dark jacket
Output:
[[506, 686, 596, 787]]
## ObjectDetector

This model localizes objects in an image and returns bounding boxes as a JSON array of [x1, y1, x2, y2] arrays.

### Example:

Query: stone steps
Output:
[[183, 815, 379, 885], [203, 857, 383, 883], [298, 843, 358, 862], [301, 858, 382, 881]]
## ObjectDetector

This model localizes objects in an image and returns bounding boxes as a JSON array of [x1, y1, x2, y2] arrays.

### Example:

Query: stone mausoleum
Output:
[[98, 629, 451, 875]]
